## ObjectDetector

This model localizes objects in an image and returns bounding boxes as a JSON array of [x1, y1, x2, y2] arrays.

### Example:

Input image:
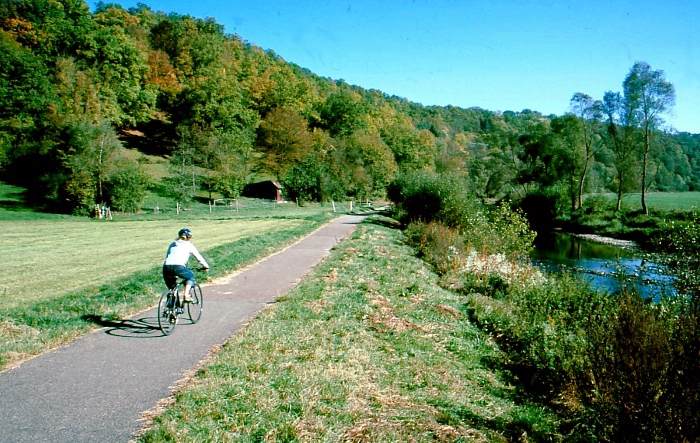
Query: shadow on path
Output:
[[81, 314, 164, 338], [363, 217, 401, 229]]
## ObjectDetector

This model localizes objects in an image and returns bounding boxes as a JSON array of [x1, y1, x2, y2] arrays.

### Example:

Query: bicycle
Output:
[[157, 276, 204, 336]]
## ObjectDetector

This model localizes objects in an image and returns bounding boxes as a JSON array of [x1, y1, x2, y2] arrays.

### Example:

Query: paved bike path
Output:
[[0, 215, 364, 443]]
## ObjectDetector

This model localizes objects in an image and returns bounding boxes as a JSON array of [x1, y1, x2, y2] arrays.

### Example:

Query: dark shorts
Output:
[[162, 264, 195, 289]]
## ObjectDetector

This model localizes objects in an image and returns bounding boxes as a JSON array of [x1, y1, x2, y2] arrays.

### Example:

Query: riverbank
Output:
[[558, 205, 699, 295], [404, 218, 698, 442], [571, 232, 637, 248]]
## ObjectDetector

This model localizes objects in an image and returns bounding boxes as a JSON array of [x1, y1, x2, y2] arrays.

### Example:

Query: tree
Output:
[[167, 35, 260, 201], [106, 158, 150, 212], [602, 91, 639, 211], [316, 89, 367, 137], [569, 93, 601, 209], [164, 155, 196, 205], [88, 15, 157, 126], [246, 63, 313, 115], [623, 62, 675, 214], [472, 116, 522, 199], [380, 119, 436, 172], [280, 128, 342, 203], [58, 121, 122, 213], [0, 0, 95, 59], [0, 31, 56, 170], [551, 114, 585, 211], [281, 154, 324, 203], [514, 123, 558, 190], [333, 129, 397, 200], [195, 127, 253, 200], [257, 106, 313, 178]]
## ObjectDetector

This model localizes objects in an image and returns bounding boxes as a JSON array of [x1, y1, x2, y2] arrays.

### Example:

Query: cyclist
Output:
[[162, 227, 209, 301]]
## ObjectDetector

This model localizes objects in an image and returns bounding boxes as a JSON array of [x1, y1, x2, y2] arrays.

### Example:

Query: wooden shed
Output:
[[242, 180, 283, 201]]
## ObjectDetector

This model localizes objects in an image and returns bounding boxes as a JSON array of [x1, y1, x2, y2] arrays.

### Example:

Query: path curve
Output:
[[0, 215, 364, 443]]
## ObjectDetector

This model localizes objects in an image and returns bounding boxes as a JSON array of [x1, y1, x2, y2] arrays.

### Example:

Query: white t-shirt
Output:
[[163, 239, 209, 268]]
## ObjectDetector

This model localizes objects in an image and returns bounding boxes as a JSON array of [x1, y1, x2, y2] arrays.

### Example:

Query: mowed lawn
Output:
[[3, 218, 306, 310], [593, 191, 700, 211]]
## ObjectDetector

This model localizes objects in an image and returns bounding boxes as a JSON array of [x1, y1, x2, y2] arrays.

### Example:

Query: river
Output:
[[531, 232, 676, 299]]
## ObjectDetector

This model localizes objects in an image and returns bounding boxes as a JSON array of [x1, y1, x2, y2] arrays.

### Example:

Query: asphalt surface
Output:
[[0, 215, 364, 443]]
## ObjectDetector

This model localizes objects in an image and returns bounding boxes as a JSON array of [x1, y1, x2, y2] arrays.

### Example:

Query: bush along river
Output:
[[531, 231, 677, 300]]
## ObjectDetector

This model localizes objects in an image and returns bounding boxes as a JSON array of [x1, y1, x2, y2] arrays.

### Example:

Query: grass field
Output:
[[3, 218, 306, 310], [0, 183, 75, 221], [589, 191, 700, 211], [138, 219, 560, 441]]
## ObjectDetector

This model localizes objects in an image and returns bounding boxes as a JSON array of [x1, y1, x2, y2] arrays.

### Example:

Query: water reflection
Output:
[[532, 232, 676, 299]]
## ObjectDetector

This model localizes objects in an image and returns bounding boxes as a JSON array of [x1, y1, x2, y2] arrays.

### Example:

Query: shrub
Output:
[[586, 292, 699, 442], [484, 202, 536, 260], [581, 194, 615, 216], [389, 171, 483, 229], [396, 178, 698, 440], [106, 160, 151, 213], [648, 212, 700, 296], [392, 172, 535, 259], [464, 273, 699, 442], [60, 168, 95, 215], [404, 221, 465, 275]]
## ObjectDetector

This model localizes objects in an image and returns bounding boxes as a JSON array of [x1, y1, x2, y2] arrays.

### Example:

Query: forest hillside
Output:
[[1, 1, 698, 216]]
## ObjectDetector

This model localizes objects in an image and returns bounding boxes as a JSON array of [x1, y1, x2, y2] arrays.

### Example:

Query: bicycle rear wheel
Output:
[[187, 284, 203, 324], [158, 289, 177, 335]]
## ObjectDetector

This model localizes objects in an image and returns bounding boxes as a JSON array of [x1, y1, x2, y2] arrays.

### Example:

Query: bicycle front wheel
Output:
[[158, 290, 177, 335], [187, 284, 203, 324]]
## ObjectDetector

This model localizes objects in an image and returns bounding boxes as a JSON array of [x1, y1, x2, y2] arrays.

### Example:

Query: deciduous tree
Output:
[[601, 91, 639, 211], [316, 89, 368, 137], [257, 106, 313, 178], [623, 62, 675, 214], [569, 93, 602, 209]]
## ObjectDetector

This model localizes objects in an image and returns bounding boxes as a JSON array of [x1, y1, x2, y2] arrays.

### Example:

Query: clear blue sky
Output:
[[93, 0, 699, 133]]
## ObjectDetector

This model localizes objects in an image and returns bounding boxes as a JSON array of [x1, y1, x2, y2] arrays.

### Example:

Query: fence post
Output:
[[332, 200, 336, 212]]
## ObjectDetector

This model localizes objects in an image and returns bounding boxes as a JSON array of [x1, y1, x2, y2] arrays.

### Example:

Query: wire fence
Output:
[[129, 197, 391, 220]]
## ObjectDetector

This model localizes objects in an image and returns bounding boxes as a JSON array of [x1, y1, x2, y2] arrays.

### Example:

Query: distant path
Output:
[[0, 215, 364, 443]]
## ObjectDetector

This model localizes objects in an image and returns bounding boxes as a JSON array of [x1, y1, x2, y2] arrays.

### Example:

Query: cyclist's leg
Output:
[[173, 266, 195, 301], [162, 265, 178, 290]]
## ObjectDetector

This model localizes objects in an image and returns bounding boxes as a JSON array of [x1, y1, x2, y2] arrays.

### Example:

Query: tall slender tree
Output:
[[623, 62, 675, 214], [569, 93, 601, 209], [601, 91, 636, 211]]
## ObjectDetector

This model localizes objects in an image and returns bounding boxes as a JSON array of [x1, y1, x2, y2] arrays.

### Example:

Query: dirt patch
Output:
[[436, 304, 462, 319], [367, 295, 427, 334]]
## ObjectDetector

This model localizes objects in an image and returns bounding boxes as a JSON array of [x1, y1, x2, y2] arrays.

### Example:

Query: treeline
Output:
[[1, 0, 698, 216]]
